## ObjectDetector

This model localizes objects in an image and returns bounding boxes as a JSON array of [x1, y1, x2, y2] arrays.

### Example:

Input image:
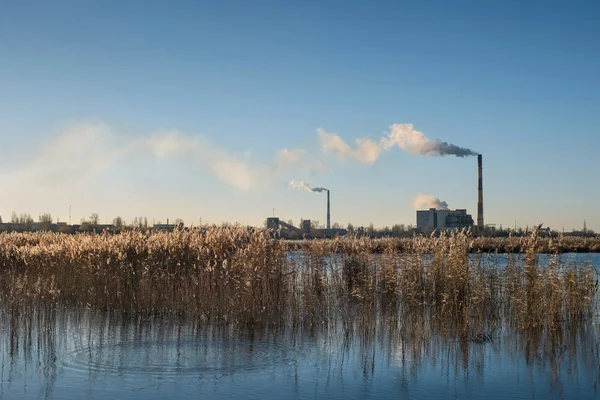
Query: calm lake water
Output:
[[1, 253, 599, 400]]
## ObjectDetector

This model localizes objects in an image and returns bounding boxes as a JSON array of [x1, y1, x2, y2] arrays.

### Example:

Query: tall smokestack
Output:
[[477, 154, 484, 231], [289, 181, 331, 229], [327, 190, 331, 230]]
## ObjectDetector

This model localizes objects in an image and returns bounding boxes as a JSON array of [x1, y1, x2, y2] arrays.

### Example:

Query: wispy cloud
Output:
[[6, 121, 130, 186], [318, 128, 382, 164], [276, 148, 306, 165], [2, 121, 309, 192]]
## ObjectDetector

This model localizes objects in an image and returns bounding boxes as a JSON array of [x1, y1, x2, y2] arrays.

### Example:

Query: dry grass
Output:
[[2, 228, 599, 395], [0, 227, 289, 324], [0, 227, 597, 333], [287, 233, 600, 254]]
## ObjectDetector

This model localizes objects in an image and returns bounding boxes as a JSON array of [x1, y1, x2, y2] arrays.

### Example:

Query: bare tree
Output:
[[39, 213, 53, 223], [89, 213, 99, 226], [7, 213, 34, 231], [174, 218, 184, 229], [38, 213, 53, 231], [367, 223, 375, 235], [113, 216, 123, 228], [391, 224, 404, 237], [16, 213, 34, 225]]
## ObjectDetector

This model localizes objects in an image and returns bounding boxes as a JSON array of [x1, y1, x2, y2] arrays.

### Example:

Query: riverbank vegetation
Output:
[[286, 233, 600, 253], [0, 228, 597, 334]]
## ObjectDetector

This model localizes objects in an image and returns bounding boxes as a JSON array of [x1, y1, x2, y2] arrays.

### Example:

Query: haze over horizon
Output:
[[1, 1, 598, 231]]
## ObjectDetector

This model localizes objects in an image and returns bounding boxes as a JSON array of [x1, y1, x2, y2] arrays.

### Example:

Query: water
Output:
[[1, 253, 599, 400], [475, 252, 600, 269]]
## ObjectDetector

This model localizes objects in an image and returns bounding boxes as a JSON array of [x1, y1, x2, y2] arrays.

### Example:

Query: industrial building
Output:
[[265, 186, 347, 239], [266, 217, 305, 235], [416, 208, 474, 234], [415, 154, 483, 235], [266, 217, 347, 239]]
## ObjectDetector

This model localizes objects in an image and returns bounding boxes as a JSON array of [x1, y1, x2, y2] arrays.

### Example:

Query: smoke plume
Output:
[[382, 124, 477, 157], [4, 121, 313, 193], [413, 194, 449, 210], [319, 123, 477, 164], [289, 180, 328, 193]]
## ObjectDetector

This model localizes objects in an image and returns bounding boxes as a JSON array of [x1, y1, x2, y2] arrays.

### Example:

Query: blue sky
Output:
[[1, 0, 598, 230]]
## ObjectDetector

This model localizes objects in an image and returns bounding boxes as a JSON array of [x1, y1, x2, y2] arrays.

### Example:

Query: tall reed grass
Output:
[[0, 227, 597, 333]]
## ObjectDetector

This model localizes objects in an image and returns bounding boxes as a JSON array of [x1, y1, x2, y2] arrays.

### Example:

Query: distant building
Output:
[[266, 217, 280, 230], [538, 227, 551, 236], [265, 217, 347, 239], [320, 228, 348, 237], [153, 224, 175, 232], [302, 220, 311, 235], [416, 208, 474, 234], [95, 224, 115, 232]]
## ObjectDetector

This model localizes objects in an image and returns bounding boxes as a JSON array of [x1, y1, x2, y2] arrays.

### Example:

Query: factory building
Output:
[[266, 217, 347, 239], [416, 208, 474, 234]]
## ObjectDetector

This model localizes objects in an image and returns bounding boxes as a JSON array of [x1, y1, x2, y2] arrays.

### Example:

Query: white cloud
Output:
[[212, 159, 255, 190], [276, 148, 305, 165], [10, 121, 129, 187], [353, 138, 381, 164], [1, 120, 314, 193], [318, 128, 381, 164], [147, 131, 201, 158]]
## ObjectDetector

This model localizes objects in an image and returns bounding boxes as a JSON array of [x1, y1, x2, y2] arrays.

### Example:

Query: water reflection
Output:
[[1, 304, 599, 399]]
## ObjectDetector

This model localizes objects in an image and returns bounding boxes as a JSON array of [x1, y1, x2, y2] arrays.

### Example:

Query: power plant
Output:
[[279, 147, 485, 238], [415, 153, 483, 234], [266, 215, 347, 239], [416, 208, 474, 233], [268, 186, 346, 238]]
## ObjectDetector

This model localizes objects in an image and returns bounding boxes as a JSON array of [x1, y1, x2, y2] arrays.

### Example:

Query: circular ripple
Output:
[[63, 338, 301, 376]]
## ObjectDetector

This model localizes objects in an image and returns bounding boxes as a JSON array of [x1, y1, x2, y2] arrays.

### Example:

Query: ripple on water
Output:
[[62, 337, 302, 377]]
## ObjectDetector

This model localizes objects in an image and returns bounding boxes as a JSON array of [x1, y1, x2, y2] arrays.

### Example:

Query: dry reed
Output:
[[0, 227, 597, 333]]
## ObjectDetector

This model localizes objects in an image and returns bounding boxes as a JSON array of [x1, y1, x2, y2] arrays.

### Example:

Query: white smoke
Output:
[[318, 128, 381, 163], [276, 148, 306, 165], [7, 120, 474, 199], [289, 180, 328, 193], [319, 123, 477, 164], [413, 194, 449, 210], [8, 121, 135, 186], [383, 124, 477, 157], [4, 121, 309, 192]]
